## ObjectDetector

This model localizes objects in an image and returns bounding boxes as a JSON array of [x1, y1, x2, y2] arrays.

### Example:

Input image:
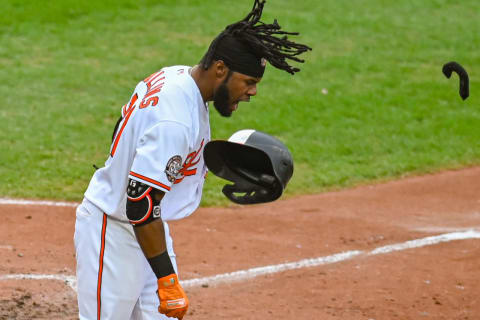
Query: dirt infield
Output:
[[1, 167, 480, 319]]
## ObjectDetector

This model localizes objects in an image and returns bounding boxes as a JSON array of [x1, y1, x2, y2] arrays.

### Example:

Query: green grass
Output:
[[1, 0, 479, 205]]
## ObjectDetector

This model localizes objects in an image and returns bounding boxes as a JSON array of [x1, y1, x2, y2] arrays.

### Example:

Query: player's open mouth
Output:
[[231, 98, 250, 112]]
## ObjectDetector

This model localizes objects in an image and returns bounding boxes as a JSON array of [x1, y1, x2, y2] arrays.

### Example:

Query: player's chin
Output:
[[221, 110, 233, 118], [213, 101, 232, 117], [215, 105, 233, 117], [220, 102, 238, 117]]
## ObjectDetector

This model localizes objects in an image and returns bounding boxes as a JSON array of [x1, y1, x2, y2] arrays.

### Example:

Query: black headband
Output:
[[212, 34, 266, 78]]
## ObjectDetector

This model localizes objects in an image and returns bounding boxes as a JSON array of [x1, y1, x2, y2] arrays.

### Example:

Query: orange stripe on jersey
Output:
[[97, 213, 108, 320], [129, 171, 171, 191], [110, 94, 138, 157]]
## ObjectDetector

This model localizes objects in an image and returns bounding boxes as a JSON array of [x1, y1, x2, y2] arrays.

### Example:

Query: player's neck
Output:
[[190, 65, 214, 103]]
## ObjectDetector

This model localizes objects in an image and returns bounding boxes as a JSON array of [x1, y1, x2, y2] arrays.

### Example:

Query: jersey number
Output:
[[110, 93, 138, 156], [110, 71, 166, 157]]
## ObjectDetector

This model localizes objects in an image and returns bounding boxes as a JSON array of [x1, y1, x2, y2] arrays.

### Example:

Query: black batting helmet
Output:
[[203, 129, 294, 205]]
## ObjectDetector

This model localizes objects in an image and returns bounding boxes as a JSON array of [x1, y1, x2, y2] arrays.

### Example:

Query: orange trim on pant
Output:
[[97, 213, 108, 320]]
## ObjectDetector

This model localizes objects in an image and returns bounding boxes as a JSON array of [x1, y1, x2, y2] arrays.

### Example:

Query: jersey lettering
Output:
[[139, 85, 162, 109], [174, 139, 204, 184], [140, 71, 166, 109], [112, 70, 168, 157], [144, 71, 165, 90]]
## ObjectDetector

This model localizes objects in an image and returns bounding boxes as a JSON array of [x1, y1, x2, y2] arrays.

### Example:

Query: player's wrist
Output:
[[147, 250, 175, 279]]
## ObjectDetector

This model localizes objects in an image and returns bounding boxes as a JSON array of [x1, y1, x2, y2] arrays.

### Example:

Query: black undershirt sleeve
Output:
[[147, 251, 175, 278]]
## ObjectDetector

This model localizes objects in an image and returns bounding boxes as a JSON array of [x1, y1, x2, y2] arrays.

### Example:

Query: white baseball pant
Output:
[[74, 199, 177, 320]]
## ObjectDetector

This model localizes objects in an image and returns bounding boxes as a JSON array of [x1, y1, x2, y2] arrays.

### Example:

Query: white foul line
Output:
[[181, 250, 363, 288], [0, 198, 79, 208], [1, 230, 479, 292], [0, 274, 77, 291], [369, 230, 480, 255], [182, 230, 480, 288]]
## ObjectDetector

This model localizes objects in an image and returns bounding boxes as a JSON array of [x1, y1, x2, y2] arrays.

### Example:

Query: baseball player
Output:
[[74, 1, 311, 319]]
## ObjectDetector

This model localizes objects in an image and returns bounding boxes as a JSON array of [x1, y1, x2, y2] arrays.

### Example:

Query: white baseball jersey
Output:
[[75, 66, 210, 319], [84, 65, 210, 221]]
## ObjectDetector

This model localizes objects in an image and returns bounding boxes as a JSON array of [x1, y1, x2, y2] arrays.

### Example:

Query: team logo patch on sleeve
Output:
[[165, 155, 182, 183]]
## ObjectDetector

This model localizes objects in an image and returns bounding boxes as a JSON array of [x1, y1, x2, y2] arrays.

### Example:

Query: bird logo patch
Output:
[[165, 155, 182, 183]]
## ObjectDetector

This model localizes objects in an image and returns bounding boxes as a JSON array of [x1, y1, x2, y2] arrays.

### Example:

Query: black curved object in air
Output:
[[442, 61, 469, 100]]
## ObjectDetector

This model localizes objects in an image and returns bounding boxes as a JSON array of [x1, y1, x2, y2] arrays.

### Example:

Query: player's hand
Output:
[[157, 273, 189, 319]]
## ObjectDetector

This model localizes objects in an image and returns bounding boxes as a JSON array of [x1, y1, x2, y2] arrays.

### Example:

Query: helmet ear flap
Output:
[[222, 184, 255, 205], [222, 182, 272, 205], [222, 166, 278, 204]]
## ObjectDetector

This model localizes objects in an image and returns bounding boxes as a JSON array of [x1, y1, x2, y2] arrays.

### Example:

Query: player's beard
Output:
[[213, 73, 233, 117]]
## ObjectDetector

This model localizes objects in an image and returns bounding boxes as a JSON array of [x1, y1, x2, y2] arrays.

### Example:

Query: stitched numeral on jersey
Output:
[[110, 71, 166, 157], [111, 93, 138, 157]]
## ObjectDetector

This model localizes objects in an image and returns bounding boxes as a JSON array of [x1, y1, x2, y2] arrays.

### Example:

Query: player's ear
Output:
[[213, 60, 228, 80]]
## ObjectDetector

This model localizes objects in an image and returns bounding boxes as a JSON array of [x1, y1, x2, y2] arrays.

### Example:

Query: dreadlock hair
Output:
[[201, 0, 312, 75]]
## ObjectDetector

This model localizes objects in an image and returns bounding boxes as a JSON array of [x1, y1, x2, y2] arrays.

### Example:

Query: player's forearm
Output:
[[134, 220, 176, 278], [126, 179, 175, 277], [134, 219, 167, 258], [128, 192, 186, 319]]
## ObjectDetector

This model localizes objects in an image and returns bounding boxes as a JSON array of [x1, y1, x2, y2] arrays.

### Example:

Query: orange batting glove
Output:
[[157, 273, 189, 319]]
